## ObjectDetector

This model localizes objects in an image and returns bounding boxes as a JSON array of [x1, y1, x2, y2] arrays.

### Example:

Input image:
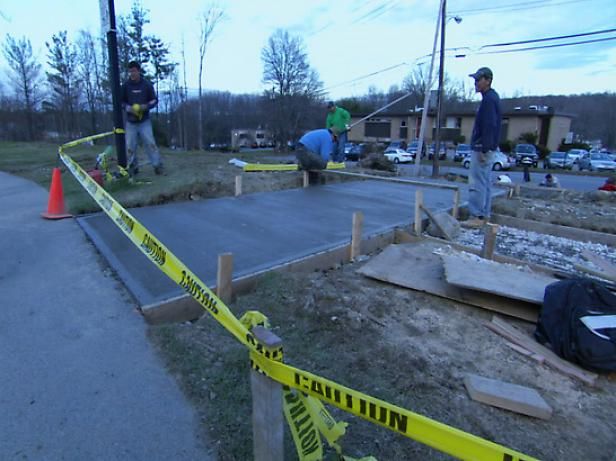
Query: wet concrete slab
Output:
[[78, 180, 470, 306]]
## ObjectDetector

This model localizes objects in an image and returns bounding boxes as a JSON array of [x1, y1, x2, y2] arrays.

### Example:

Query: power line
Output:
[[481, 28, 616, 48], [321, 62, 409, 92], [450, 0, 591, 16], [477, 35, 616, 54]]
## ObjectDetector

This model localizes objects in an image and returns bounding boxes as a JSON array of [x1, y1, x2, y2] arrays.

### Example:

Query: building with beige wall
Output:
[[348, 106, 572, 151]]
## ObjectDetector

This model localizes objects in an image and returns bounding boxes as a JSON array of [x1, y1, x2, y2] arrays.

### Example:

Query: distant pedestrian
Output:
[[295, 128, 337, 170], [325, 101, 351, 162], [121, 61, 164, 176], [521, 156, 533, 182], [598, 176, 616, 192], [540, 173, 560, 188], [463, 67, 502, 228]]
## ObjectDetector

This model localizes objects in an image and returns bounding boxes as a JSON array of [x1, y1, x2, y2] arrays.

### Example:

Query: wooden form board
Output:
[[440, 253, 558, 305], [357, 242, 538, 322], [485, 316, 598, 386]]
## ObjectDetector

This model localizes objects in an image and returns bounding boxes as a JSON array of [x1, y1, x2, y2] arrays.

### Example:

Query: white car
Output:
[[463, 151, 511, 171], [384, 148, 414, 164]]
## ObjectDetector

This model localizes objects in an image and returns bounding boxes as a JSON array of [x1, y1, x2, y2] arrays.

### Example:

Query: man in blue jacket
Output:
[[296, 128, 336, 170], [121, 61, 164, 176], [464, 67, 501, 228]]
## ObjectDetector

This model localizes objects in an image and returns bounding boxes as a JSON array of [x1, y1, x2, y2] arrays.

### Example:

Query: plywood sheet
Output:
[[440, 252, 558, 304], [357, 242, 537, 322]]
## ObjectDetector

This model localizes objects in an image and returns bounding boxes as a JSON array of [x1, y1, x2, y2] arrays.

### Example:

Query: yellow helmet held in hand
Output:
[[132, 103, 143, 120]]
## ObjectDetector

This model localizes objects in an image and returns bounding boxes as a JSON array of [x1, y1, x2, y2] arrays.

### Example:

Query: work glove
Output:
[[131, 103, 144, 120]]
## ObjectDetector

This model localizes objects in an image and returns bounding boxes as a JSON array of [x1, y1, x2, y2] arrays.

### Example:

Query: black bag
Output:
[[535, 278, 616, 372]]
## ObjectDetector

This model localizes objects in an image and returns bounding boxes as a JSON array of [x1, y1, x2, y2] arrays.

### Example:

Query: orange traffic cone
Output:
[[41, 167, 73, 220]]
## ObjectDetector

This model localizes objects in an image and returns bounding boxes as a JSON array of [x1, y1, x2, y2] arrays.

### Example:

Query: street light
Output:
[[432, 3, 462, 178]]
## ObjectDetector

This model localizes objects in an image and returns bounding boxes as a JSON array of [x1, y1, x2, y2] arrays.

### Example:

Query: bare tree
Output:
[[76, 30, 106, 134], [197, 4, 225, 151], [2, 34, 43, 140], [261, 29, 323, 148]]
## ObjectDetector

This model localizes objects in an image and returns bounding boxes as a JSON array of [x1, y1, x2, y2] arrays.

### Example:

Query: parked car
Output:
[[345, 143, 367, 161], [566, 148, 588, 165], [405, 141, 426, 159], [384, 148, 414, 163], [462, 150, 511, 171], [514, 144, 539, 167], [428, 143, 447, 160], [386, 140, 406, 151], [454, 144, 471, 162], [546, 151, 574, 170], [578, 152, 616, 172]]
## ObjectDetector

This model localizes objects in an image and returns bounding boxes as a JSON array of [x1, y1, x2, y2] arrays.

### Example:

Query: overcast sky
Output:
[[1, 0, 615, 101]]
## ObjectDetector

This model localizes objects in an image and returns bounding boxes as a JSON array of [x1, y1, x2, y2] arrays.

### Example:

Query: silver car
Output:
[[547, 152, 574, 170], [463, 151, 511, 171], [578, 152, 616, 172]]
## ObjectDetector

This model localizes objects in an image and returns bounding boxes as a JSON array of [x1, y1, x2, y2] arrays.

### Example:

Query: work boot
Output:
[[461, 217, 487, 229], [128, 162, 139, 177], [154, 165, 165, 175]]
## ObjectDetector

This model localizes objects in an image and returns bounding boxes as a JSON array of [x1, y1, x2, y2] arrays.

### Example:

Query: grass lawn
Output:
[[0, 140, 297, 215]]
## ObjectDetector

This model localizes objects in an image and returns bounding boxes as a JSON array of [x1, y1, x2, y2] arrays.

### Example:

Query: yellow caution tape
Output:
[[242, 162, 346, 172], [244, 163, 299, 172], [250, 353, 537, 461], [59, 131, 538, 461]]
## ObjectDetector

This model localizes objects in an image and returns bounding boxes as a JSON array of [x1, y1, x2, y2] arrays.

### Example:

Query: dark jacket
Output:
[[121, 77, 157, 124], [471, 88, 501, 153]]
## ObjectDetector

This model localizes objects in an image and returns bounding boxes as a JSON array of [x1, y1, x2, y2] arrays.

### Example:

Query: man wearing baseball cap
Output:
[[463, 67, 502, 228], [325, 101, 351, 162]]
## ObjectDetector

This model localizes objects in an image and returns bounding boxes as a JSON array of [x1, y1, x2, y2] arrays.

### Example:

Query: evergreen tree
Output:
[[45, 31, 81, 137]]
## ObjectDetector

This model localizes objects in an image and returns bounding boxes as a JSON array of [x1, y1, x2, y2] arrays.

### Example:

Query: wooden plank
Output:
[[480, 223, 499, 260], [396, 231, 567, 279], [216, 253, 234, 304], [504, 341, 545, 364], [582, 249, 616, 276], [235, 175, 242, 196], [322, 169, 459, 190], [491, 214, 616, 247], [574, 263, 616, 283], [440, 252, 557, 304], [251, 326, 284, 461], [485, 315, 598, 386], [421, 204, 452, 240], [350, 211, 364, 260], [414, 190, 424, 236], [464, 374, 552, 420], [452, 189, 460, 218], [357, 242, 538, 322]]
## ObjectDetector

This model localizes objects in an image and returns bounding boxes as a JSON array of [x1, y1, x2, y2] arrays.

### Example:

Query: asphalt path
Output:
[[0, 172, 214, 460]]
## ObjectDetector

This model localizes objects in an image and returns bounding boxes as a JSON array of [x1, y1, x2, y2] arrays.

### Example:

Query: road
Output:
[[393, 163, 608, 192]]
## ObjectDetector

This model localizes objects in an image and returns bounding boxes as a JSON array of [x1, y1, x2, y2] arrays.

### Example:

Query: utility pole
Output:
[[103, 0, 127, 168], [432, 0, 446, 178]]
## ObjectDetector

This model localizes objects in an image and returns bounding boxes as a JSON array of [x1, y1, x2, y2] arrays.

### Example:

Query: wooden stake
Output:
[[351, 211, 364, 260], [216, 253, 233, 304], [414, 189, 424, 236], [235, 175, 242, 196], [452, 189, 460, 218], [481, 223, 499, 260], [251, 326, 284, 461], [303, 170, 309, 188]]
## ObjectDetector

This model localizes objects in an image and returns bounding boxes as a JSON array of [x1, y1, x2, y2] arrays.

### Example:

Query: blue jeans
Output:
[[125, 119, 162, 169], [468, 150, 494, 218], [332, 131, 347, 162]]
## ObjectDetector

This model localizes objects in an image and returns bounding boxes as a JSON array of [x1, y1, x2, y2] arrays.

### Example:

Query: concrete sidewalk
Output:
[[0, 172, 214, 460], [78, 179, 468, 308]]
